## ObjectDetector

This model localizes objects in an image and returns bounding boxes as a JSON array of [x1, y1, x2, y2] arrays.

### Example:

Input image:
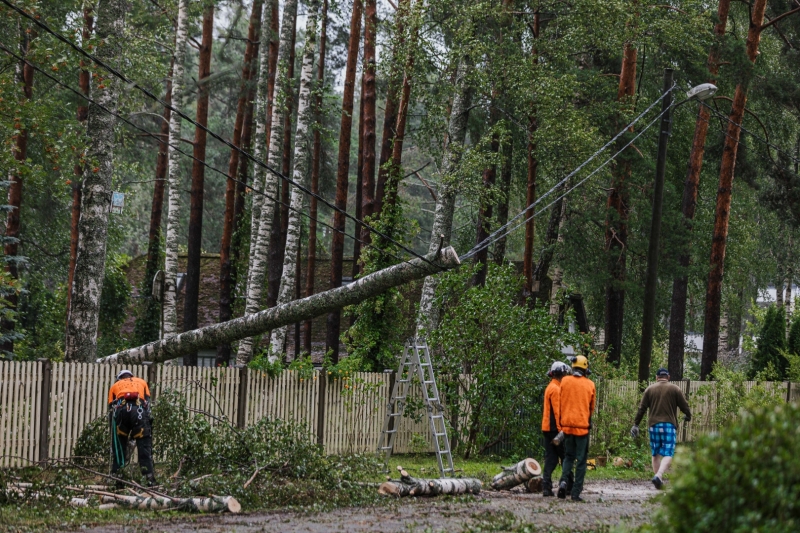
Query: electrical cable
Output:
[[0, 0, 438, 269], [0, 40, 417, 269], [460, 89, 675, 261]]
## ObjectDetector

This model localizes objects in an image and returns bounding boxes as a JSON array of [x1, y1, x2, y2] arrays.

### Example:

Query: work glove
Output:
[[630, 425, 640, 439], [552, 431, 565, 446], [683, 414, 691, 423]]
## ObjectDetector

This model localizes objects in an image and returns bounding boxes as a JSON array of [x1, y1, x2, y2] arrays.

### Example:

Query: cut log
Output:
[[100, 494, 241, 513], [378, 466, 481, 497], [490, 458, 541, 490], [525, 477, 543, 493]]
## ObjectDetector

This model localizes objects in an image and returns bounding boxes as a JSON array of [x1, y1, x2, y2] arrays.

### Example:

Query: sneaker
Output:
[[570, 495, 584, 502], [557, 481, 567, 499], [652, 476, 663, 490]]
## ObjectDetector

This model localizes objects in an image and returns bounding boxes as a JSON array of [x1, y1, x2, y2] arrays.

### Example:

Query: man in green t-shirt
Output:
[[630, 368, 691, 489]]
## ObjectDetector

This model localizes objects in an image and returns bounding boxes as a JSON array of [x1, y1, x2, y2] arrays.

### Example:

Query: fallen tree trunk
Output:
[[490, 458, 541, 490], [99, 247, 460, 364], [100, 494, 241, 513], [378, 467, 481, 497]]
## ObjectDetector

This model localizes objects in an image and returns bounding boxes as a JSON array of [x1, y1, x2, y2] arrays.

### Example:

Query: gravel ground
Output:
[[69, 480, 659, 532]]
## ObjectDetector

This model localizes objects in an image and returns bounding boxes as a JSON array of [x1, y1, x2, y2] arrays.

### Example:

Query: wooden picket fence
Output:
[[2, 360, 799, 468]]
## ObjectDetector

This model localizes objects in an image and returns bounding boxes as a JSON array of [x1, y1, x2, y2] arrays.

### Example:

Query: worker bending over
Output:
[[108, 369, 157, 487], [541, 361, 573, 497], [631, 368, 691, 489], [557, 355, 595, 501]]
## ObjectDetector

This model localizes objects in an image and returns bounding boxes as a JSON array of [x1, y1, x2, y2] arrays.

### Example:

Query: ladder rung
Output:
[[384, 429, 398, 434], [388, 412, 402, 417], [378, 446, 394, 450], [423, 380, 435, 384], [396, 379, 410, 383], [433, 432, 447, 437]]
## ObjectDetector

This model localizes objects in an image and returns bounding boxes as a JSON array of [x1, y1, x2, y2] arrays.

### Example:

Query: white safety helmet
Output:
[[547, 361, 571, 379], [117, 369, 133, 380]]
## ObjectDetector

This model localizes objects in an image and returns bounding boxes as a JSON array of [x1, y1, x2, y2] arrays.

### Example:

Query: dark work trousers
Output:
[[110, 411, 155, 480], [542, 431, 573, 491], [560, 434, 589, 498]]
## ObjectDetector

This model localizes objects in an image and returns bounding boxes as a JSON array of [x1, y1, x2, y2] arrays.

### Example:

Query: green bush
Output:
[[751, 305, 787, 379], [654, 401, 800, 532]]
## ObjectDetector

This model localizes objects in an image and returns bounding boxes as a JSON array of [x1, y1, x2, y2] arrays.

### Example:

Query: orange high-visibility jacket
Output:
[[558, 374, 595, 436], [108, 377, 151, 405], [541, 379, 562, 432]]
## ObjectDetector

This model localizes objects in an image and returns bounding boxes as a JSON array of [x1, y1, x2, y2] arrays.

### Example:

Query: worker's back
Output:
[[559, 374, 595, 436]]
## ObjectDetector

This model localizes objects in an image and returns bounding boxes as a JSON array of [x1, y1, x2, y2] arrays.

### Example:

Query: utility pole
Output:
[[638, 68, 674, 384]]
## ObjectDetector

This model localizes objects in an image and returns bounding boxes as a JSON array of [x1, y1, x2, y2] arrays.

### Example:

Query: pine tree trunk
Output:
[[359, 0, 378, 243], [351, 75, 366, 284], [523, 12, 540, 299], [603, 42, 637, 365], [161, 0, 192, 339], [373, 0, 411, 215], [325, 0, 363, 362], [2, 30, 34, 354], [494, 140, 512, 265], [700, 0, 768, 380], [182, 1, 215, 366], [270, 1, 321, 355], [101, 247, 460, 364], [416, 57, 473, 333], [473, 107, 500, 288], [65, 0, 125, 362], [216, 0, 264, 366], [303, 0, 328, 353], [667, 0, 730, 379], [67, 5, 94, 324], [235, 0, 299, 364]]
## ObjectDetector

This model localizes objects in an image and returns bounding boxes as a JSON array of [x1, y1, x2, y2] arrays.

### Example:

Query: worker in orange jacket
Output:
[[556, 355, 595, 501], [108, 369, 157, 487], [541, 361, 573, 497]]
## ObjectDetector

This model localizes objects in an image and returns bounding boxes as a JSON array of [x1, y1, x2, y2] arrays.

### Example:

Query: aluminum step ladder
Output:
[[377, 338, 455, 477]]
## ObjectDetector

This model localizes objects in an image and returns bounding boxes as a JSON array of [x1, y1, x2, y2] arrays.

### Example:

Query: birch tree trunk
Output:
[[522, 12, 540, 299], [416, 57, 473, 333], [65, 0, 125, 362], [270, 1, 321, 356], [490, 458, 542, 490], [161, 0, 191, 338], [217, 0, 265, 366], [235, 0, 299, 365], [100, 247, 460, 364]]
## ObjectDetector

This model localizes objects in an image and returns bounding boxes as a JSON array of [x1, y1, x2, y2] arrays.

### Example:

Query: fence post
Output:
[[143, 361, 155, 404], [786, 381, 791, 404], [236, 366, 248, 429], [37, 359, 51, 463], [316, 369, 326, 448]]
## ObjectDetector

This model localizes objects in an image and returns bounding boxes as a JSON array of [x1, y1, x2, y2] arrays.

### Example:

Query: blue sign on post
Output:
[[111, 191, 125, 214]]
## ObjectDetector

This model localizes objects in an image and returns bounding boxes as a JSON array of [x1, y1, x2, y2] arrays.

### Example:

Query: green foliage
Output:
[[429, 262, 582, 458], [695, 364, 784, 430], [788, 314, 800, 357], [72, 388, 383, 510], [751, 305, 787, 379], [654, 402, 800, 532], [247, 348, 285, 377], [15, 277, 66, 361], [96, 253, 132, 357]]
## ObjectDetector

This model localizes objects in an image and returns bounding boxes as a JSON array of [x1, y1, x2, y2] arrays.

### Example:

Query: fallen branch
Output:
[[490, 458, 541, 491]]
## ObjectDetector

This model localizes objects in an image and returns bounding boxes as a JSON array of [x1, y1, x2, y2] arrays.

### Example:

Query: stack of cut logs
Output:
[[377, 458, 542, 498]]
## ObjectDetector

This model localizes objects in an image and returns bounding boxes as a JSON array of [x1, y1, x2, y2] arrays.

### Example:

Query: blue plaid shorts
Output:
[[648, 422, 677, 457]]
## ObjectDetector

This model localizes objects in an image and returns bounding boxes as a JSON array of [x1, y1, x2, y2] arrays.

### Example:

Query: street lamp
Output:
[[638, 72, 718, 384]]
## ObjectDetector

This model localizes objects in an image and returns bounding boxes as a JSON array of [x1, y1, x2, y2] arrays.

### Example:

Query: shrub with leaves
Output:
[[654, 401, 800, 532], [751, 305, 787, 379], [429, 262, 582, 459]]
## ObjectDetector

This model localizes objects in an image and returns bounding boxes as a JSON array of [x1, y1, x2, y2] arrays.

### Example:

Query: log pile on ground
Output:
[[378, 466, 482, 497], [490, 458, 542, 490]]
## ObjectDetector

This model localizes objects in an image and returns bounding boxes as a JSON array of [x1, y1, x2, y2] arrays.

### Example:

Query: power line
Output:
[[460, 87, 675, 261], [0, 0, 438, 270], [0, 40, 416, 269]]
